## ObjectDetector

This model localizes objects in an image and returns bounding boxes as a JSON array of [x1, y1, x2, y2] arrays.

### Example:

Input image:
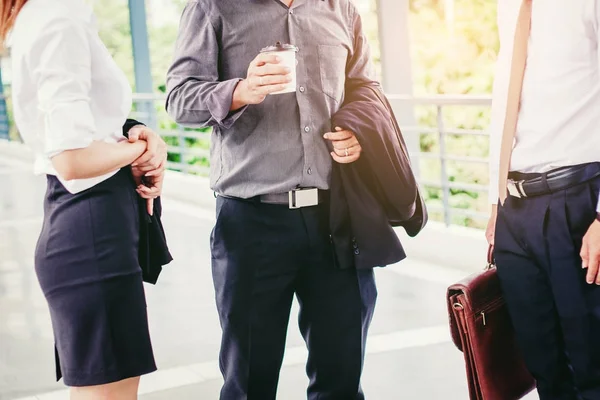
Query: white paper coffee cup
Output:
[[260, 42, 299, 95]]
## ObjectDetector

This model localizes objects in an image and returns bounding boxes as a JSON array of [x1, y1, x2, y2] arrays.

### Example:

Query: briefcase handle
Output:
[[486, 245, 495, 270]]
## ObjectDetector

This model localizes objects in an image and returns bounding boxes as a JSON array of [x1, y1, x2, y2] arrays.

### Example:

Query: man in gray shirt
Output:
[[167, 1, 378, 398]]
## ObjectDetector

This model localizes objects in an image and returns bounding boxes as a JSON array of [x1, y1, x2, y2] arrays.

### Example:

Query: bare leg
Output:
[[70, 376, 141, 400]]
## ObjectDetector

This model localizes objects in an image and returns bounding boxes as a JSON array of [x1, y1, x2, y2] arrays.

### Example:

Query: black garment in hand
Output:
[[122, 118, 173, 284], [137, 197, 173, 284], [329, 84, 427, 270]]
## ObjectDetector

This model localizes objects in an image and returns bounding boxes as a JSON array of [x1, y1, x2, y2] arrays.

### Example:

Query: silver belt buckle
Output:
[[507, 179, 526, 198], [288, 188, 319, 209]]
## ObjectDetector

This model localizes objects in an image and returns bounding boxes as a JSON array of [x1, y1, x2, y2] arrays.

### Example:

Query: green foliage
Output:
[[407, 0, 498, 228], [410, 0, 498, 95]]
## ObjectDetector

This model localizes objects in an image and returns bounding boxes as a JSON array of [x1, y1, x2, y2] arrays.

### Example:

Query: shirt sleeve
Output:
[[165, 2, 246, 130], [29, 17, 96, 158], [345, 5, 378, 90], [488, 0, 520, 204]]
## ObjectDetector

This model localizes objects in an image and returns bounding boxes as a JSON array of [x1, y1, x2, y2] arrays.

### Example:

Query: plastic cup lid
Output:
[[260, 41, 299, 53]]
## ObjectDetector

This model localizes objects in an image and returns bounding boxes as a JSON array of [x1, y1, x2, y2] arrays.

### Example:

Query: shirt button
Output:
[[304, 126, 310, 133], [307, 168, 312, 175], [354, 248, 360, 255], [289, 9, 294, 15], [299, 86, 306, 93]]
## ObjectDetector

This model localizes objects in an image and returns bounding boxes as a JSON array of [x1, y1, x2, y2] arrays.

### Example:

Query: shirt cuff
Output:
[[206, 78, 248, 129], [43, 101, 96, 157], [123, 119, 145, 138], [596, 190, 600, 213]]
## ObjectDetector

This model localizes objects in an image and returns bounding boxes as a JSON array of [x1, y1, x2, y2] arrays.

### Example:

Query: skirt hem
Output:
[[61, 364, 158, 387]]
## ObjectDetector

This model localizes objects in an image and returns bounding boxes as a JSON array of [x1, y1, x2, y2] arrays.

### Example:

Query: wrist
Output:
[[231, 79, 249, 111], [121, 139, 147, 156]]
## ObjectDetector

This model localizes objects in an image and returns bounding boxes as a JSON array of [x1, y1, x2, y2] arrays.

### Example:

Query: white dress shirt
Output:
[[9, 0, 133, 193], [489, 0, 600, 205]]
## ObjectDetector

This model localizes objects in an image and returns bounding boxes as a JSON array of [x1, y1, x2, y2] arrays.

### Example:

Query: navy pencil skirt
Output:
[[34, 168, 156, 387]]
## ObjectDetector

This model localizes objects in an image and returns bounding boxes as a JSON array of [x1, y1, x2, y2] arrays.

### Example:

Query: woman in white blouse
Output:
[[2, 0, 167, 398]]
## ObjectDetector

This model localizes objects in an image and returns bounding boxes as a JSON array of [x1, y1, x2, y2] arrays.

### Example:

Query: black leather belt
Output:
[[217, 188, 329, 209], [507, 163, 600, 198], [260, 188, 328, 208]]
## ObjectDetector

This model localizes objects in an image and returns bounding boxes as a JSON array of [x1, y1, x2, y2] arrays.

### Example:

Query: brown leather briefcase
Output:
[[447, 246, 536, 400]]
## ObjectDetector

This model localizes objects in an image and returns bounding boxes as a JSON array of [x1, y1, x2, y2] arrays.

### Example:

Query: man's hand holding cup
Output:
[[232, 43, 298, 110]]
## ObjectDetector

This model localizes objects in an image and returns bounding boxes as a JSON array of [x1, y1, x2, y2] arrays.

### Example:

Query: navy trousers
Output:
[[210, 196, 377, 400], [495, 175, 600, 400]]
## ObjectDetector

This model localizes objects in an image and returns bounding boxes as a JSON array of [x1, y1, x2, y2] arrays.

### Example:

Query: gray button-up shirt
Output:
[[166, 0, 376, 198]]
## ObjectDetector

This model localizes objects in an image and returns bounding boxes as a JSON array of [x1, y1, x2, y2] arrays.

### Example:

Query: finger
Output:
[[136, 126, 156, 141], [324, 130, 354, 141], [134, 161, 162, 172], [252, 53, 281, 67], [254, 64, 291, 77], [145, 169, 164, 177], [127, 125, 145, 142], [254, 74, 293, 87], [595, 257, 600, 285], [331, 151, 360, 164], [132, 148, 158, 167], [332, 138, 360, 150], [582, 239, 590, 269], [146, 153, 164, 170], [137, 184, 159, 192], [257, 84, 290, 96], [333, 145, 361, 158], [147, 199, 154, 216], [128, 131, 140, 143], [145, 160, 166, 177], [586, 249, 599, 284], [132, 153, 152, 167], [136, 192, 155, 200], [136, 187, 160, 199]]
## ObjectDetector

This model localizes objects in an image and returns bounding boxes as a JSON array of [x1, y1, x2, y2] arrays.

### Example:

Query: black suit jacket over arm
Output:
[[329, 86, 427, 270], [123, 119, 173, 284]]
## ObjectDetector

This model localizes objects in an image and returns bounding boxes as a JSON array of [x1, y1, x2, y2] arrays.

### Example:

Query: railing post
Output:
[[0, 67, 10, 140], [128, 0, 157, 130], [437, 105, 451, 226], [376, 0, 420, 179], [178, 126, 188, 174]]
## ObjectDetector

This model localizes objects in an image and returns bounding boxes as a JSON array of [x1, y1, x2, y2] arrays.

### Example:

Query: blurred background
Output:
[[0, 2, 510, 399], [1, 0, 499, 228]]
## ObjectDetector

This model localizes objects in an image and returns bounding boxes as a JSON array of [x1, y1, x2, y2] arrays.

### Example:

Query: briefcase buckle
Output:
[[507, 180, 526, 198], [288, 188, 319, 209]]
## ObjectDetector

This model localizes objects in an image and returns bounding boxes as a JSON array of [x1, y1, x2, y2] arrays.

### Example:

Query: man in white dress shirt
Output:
[[487, 0, 600, 398]]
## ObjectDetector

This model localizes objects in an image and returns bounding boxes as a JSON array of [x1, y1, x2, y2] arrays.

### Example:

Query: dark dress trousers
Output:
[[495, 170, 600, 400], [211, 195, 377, 400]]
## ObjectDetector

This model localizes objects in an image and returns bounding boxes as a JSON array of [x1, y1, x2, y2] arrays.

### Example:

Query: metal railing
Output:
[[3, 93, 493, 227], [131, 93, 211, 175], [388, 95, 492, 226]]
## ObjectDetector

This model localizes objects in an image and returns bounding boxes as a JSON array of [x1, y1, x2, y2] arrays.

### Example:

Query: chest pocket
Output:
[[318, 45, 348, 103]]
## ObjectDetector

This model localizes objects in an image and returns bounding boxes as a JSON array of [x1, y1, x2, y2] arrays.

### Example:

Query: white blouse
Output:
[[10, 0, 133, 193]]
